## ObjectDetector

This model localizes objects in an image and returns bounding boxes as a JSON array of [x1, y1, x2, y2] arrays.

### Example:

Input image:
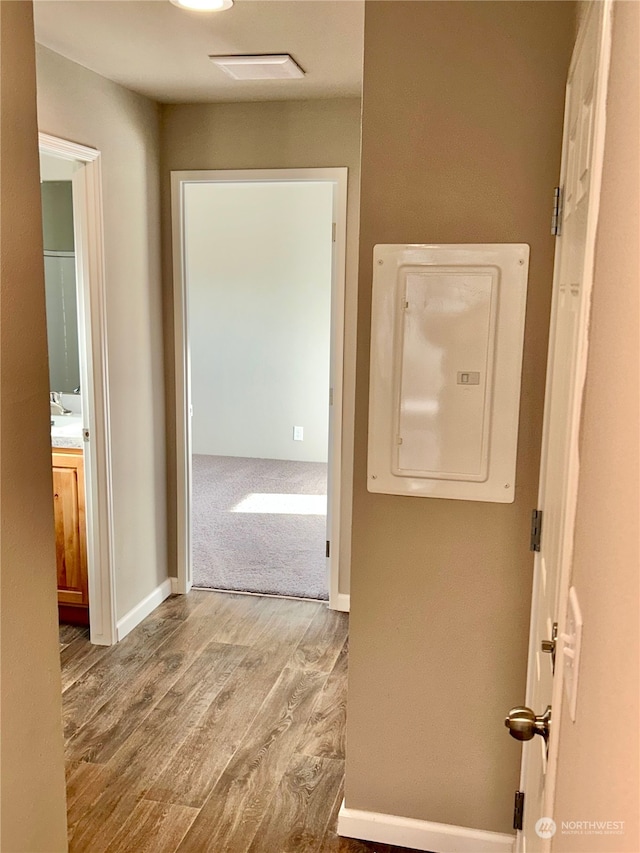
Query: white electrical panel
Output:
[[368, 244, 529, 503]]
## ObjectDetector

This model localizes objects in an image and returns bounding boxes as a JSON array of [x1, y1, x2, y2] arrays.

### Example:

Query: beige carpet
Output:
[[192, 454, 328, 600]]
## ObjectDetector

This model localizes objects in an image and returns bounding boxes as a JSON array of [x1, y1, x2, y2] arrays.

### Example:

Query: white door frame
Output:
[[171, 168, 348, 610], [39, 133, 117, 646], [517, 2, 613, 847]]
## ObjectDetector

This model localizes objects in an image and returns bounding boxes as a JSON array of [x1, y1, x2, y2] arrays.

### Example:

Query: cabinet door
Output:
[[52, 451, 88, 610]]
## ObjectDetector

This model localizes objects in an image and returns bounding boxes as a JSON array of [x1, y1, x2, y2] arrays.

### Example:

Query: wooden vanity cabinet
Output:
[[52, 448, 89, 625]]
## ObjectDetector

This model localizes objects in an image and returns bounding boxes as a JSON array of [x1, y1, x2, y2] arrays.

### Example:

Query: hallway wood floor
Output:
[[60, 591, 420, 853]]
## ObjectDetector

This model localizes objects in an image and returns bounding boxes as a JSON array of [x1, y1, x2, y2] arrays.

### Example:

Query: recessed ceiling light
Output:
[[170, 0, 233, 12], [209, 54, 305, 81]]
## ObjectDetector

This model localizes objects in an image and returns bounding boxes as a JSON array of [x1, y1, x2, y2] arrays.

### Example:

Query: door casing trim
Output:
[[39, 132, 117, 646], [171, 168, 350, 610]]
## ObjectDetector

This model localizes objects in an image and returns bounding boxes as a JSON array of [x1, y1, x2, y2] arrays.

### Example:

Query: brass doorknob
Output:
[[505, 705, 552, 742]]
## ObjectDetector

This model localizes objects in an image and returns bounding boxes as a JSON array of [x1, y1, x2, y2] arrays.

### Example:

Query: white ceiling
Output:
[[33, 0, 364, 104]]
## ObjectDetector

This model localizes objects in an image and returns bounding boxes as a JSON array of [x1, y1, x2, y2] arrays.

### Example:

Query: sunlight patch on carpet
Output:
[[232, 493, 327, 515]]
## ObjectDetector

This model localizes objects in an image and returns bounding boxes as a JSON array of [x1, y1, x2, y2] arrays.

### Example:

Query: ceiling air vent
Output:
[[208, 54, 305, 81]]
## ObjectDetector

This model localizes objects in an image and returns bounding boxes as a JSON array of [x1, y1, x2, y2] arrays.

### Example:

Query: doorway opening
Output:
[[39, 133, 116, 646], [172, 169, 348, 607]]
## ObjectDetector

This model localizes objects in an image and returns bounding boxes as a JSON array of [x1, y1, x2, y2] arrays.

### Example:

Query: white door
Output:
[[507, 4, 613, 850]]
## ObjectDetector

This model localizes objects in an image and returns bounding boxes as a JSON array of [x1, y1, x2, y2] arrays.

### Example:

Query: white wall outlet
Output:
[[293, 426, 304, 441]]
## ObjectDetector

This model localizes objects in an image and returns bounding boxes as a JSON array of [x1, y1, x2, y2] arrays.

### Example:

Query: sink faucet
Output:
[[50, 392, 72, 415]]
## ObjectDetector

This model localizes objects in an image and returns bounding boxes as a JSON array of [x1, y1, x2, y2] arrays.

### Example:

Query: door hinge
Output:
[[530, 509, 543, 552], [513, 791, 525, 831], [551, 186, 563, 236], [329, 387, 334, 406], [326, 540, 331, 558], [332, 222, 337, 243]]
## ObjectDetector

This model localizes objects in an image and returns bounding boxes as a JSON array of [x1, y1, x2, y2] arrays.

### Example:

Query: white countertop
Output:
[[51, 415, 83, 449]]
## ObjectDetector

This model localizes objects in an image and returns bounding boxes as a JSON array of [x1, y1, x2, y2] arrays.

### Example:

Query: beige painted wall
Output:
[[41, 181, 74, 251], [186, 181, 334, 462], [0, 3, 68, 850], [552, 3, 640, 850], [36, 46, 168, 618], [345, 1, 575, 834], [160, 98, 362, 594]]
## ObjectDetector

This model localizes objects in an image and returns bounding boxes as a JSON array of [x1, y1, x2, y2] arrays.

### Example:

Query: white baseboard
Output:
[[116, 578, 173, 641], [330, 592, 350, 612], [337, 801, 515, 853]]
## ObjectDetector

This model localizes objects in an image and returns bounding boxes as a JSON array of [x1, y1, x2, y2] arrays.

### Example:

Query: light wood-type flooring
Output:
[[60, 591, 421, 853]]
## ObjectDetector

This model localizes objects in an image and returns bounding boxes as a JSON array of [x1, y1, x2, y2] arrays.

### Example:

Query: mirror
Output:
[[40, 154, 80, 394]]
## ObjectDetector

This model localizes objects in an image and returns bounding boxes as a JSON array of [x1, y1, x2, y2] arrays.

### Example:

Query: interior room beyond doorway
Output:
[[186, 180, 335, 600]]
